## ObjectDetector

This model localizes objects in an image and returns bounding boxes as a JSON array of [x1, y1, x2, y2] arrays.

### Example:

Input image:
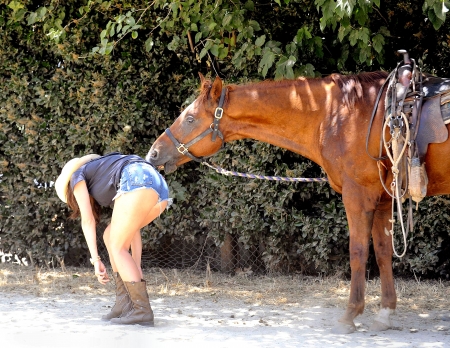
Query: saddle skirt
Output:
[[403, 76, 450, 160]]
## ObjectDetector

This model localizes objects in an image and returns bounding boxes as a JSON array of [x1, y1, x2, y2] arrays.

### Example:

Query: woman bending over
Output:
[[55, 152, 171, 326]]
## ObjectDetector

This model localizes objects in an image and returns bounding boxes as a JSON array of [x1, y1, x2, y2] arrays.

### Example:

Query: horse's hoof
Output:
[[370, 307, 393, 331], [332, 321, 356, 334], [369, 319, 391, 331]]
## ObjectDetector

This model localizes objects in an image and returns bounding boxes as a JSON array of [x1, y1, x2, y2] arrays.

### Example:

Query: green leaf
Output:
[[219, 46, 229, 59], [297, 63, 316, 77], [337, 25, 348, 42], [199, 47, 208, 59], [426, 8, 444, 30], [336, 0, 354, 16], [248, 20, 261, 31], [433, 0, 449, 21], [245, 1, 255, 11], [255, 35, 266, 47], [36, 6, 47, 18], [104, 43, 114, 55], [359, 28, 370, 44], [125, 16, 136, 26], [358, 45, 371, 64], [131, 31, 138, 39], [167, 36, 180, 51], [349, 30, 359, 46], [27, 12, 38, 25], [222, 14, 233, 27], [210, 44, 219, 56], [259, 49, 276, 77], [372, 33, 384, 53], [208, 22, 217, 31], [145, 37, 154, 52], [7, 1, 24, 12], [195, 32, 202, 43]]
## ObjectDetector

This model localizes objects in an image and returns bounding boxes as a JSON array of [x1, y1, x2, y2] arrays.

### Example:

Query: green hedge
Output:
[[1, 0, 450, 277]]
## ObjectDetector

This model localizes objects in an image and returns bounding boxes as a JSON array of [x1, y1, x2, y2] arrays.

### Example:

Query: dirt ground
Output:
[[1, 263, 450, 347]]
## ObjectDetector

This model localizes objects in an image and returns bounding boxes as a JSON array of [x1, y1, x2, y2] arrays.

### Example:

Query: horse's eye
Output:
[[186, 115, 195, 123]]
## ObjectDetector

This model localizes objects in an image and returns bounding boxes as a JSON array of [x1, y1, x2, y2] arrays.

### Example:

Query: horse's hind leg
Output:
[[333, 185, 374, 334], [370, 205, 396, 331]]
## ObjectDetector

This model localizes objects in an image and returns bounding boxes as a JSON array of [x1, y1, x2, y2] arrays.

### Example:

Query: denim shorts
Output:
[[113, 162, 171, 206]]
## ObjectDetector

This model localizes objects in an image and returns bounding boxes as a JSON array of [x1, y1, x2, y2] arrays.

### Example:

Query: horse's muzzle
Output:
[[146, 149, 178, 174], [146, 148, 159, 163]]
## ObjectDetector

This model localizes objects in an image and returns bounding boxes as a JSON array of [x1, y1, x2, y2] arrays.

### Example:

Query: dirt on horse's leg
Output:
[[333, 187, 374, 334], [370, 207, 396, 331]]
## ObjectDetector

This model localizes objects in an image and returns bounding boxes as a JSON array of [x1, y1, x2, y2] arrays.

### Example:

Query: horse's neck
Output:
[[225, 80, 333, 165]]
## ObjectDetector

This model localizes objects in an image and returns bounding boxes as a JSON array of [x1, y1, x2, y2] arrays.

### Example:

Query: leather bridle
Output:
[[165, 88, 227, 163]]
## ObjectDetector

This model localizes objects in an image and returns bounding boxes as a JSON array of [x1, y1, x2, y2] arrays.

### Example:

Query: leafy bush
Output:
[[1, 0, 450, 278]]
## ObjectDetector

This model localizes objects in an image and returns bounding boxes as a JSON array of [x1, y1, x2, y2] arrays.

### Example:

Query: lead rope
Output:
[[382, 111, 410, 258], [201, 161, 328, 183]]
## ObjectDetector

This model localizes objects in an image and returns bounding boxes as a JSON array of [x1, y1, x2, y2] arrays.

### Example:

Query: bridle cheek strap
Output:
[[212, 88, 226, 142]]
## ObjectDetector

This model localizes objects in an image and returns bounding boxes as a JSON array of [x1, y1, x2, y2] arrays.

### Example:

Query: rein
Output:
[[166, 85, 328, 183]]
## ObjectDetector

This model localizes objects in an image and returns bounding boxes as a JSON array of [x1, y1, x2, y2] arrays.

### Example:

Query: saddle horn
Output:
[[397, 49, 411, 65]]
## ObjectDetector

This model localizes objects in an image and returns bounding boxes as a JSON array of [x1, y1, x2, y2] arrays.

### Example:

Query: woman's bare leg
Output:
[[105, 224, 143, 276], [109, 189, 167, 282], [130, 232, 143, 279]]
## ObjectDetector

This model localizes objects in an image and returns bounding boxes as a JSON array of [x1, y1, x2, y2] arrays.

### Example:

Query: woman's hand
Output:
[[94, 260, 110, 284]]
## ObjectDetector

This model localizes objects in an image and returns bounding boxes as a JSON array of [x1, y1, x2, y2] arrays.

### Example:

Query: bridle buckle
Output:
[[215, 107, 223, 119], [176, 143, 189, 154]]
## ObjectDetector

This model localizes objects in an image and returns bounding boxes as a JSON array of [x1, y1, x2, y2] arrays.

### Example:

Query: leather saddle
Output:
[[403, 76, 450, 160]]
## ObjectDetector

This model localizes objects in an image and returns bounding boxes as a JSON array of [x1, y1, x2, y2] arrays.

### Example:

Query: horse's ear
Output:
[[198, 72, 206, 85], [210, 76, 223, 101]]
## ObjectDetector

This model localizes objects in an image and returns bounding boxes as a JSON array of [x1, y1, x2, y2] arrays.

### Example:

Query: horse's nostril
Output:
[[151, 150, 158, 159]]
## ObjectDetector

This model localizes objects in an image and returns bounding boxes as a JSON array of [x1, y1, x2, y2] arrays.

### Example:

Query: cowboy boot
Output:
[[110, 280, 154, 326], [101, 272, 132, 321]]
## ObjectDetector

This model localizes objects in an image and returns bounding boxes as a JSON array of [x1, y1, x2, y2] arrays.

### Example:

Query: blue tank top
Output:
[[70, 152, 148, 206]]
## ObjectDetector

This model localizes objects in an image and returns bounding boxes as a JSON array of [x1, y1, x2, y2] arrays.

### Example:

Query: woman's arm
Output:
[[73, 180, 109, 284]]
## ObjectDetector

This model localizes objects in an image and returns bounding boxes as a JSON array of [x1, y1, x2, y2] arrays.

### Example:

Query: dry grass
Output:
[[1, 263, 450, 313]]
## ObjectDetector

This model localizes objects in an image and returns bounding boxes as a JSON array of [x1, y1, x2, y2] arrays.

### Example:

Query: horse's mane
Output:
[[198, 71, 389, 108], [329, 71, 388, 108]]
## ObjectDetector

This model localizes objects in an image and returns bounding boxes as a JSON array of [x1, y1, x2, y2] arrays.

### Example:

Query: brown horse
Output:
[[146, 72, 450, 333]]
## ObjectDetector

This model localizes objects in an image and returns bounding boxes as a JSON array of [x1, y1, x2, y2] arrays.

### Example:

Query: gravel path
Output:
[[1, 292, 450, 347]]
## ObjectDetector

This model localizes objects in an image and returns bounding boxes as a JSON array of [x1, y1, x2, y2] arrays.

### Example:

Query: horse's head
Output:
[[146, 73, 227, 173]]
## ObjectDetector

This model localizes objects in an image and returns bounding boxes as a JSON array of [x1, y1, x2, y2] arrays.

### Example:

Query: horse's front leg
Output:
[[369, 204, 396, 331], [333, 186, 375, 334]]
